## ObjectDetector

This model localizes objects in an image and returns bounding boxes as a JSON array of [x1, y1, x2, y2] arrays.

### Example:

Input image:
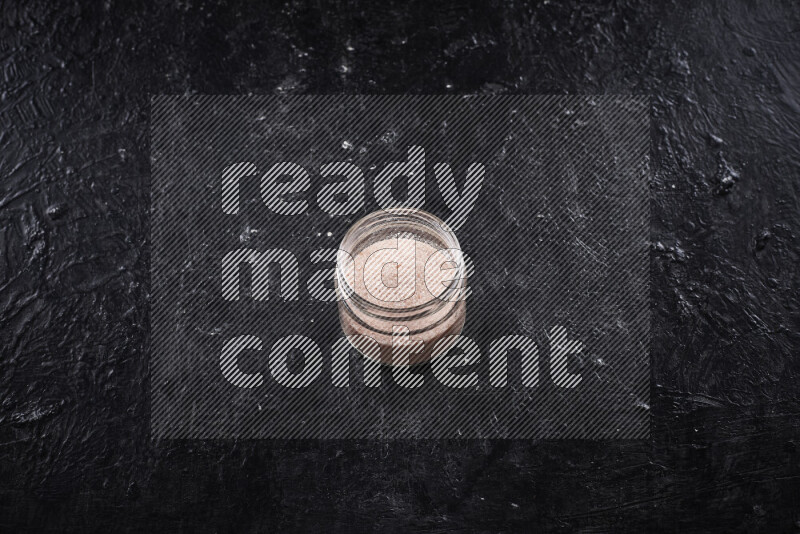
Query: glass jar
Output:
[[335, 208, 468, 365]]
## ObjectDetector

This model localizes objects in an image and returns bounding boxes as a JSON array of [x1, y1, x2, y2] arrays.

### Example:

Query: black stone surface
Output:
[[1, 0, 798, 531]]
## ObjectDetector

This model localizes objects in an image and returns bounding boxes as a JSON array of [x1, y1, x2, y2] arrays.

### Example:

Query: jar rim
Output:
[[335, 208, 466, 317]]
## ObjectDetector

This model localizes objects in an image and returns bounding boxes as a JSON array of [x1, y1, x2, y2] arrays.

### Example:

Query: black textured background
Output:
[[1, 0, 799, 532]]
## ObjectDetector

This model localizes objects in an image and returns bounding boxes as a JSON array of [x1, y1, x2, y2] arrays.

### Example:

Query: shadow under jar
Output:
[[335, 209, 468, 366]]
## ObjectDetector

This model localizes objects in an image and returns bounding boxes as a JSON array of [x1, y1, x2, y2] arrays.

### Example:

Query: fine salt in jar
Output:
[[335, 208, 467, 365]]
